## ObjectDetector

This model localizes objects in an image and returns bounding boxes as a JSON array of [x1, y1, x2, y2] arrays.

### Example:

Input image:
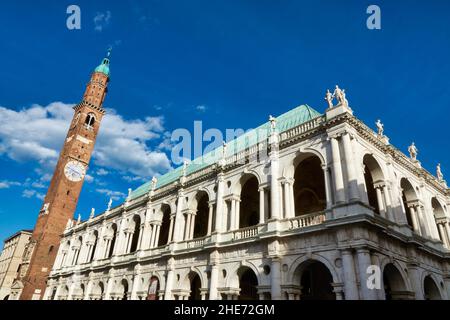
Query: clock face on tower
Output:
[[64, 160, 86, 182]]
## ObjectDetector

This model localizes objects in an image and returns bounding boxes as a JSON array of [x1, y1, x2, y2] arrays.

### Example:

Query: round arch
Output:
[[293, 154, 326, 216], [292, 259, 336, 300], [421, 273, 444, 300], [382, 263, 409, 300], [288, 254, 340, 284]]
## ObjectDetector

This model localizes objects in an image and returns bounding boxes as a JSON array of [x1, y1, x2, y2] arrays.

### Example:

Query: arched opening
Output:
[[400, 178, 418, 229], [188, 273, 202, 300], [129, 215, 141, 253], [158, 204, 171, 246], [85, 113, 95, 127], [383, 263, 408, 300], [238, 267, 258, 300], [363, 155, 385, 215], [294, 156, 326, 216], [193, 192, 209, 238], [431, 198, 448, 244], [297, 261, 335, 300], [50, 287, 57, 300], [423, 276, 442, 300], [90, 230, 98, 262], [120, 279, 129, 301], [79, 284, 85, 300], [108, 224, 117, 258], [239, 175, 259, 228], [146, 276, 160, 300], [98, 282, 104, 300], [73, 236, 82, 265]]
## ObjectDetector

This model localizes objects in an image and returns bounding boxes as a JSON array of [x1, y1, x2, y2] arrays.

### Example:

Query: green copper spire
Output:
[[94, 47, 111, 76]]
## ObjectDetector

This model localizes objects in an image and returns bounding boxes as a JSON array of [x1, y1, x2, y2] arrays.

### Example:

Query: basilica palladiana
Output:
[[44, 88, 450, 300]]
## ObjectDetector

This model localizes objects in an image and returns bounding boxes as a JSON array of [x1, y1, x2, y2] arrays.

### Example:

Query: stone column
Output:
[[356, 248, 378, 300], [341, 249, 359, 300], [408, 264, 424, 300], [409, 205, 421, 235], [259, 187, 265, 224], [438, 223, 449, 248], [184, 212, 192, 240], [416, 205, 430, 237], [209, 251, 220, 300], [270, 257, 282, 300], [131, 274, 140, 300], [207, 203, 214, 235], [164, 259, 175, 300], [104, 277, 115, 300], [342, 132, 360, 201], [168, 213, 175, 243], [322, 165, 332, 210], [230, 199, 236, 231], [235, 198, 240, 229], [154, 224, 161, 247], [444, 222, 450, 247], [84, 281, 93, 300], [189, 212, 196, 239], [270, 157, 281, 220], [330, 136, 345, 204], [214, 173, 226, 232], [382, 185, 394, 221], [375, 186, 386, 218], [173, 192, 185, 242]]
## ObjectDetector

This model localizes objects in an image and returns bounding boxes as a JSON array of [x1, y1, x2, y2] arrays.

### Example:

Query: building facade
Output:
[[0, 230, 32, 300], [45, 92, 450, 300], [19, 52, 111, 300]]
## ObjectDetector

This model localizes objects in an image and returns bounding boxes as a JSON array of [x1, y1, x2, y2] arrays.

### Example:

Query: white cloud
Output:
[[196, 105, 207, 112], [96, 168, 109, 176], [22, 189, 44, 200], [85, 174, 94, 183], [94, 11, 112, 32], [0, 102, 172, 181], [0, 180, 21, 189], [96, 188, 126, 201]]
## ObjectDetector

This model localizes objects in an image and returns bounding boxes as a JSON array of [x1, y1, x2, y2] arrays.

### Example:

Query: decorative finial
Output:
[[127, 188, 132, 199], [107, 198, 112, 211], [76, 214, 81, 224], [408, 142, 418, 161], [107, 46, 112, 58]]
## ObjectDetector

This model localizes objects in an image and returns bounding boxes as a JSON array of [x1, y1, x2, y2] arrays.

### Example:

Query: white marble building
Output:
[[45, 89, 450, 300]]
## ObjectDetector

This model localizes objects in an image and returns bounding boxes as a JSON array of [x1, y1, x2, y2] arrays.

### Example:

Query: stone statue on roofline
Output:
[[376, 119, 384, 136], [269, 115, 277, 133], [107, 198, 112, 211], [437, 163, 444, 182], [325, 89, 333, 108], [408, 142, 418, 161], [89, 207, 95, 219], [151, 176, 158, 191]]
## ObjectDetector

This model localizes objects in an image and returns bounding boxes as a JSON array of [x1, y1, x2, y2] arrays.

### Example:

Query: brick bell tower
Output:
[[20, 50, 111, 300]]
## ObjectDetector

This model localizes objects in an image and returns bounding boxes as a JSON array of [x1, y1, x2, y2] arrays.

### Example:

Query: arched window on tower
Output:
[[85, 113, 96, 129]]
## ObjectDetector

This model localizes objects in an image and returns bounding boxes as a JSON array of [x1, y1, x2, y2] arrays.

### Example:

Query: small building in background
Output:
[[0, 230, 32, 300]]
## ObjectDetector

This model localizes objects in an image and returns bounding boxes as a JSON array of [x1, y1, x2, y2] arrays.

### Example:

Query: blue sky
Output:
[[1, 0, 450, 246]]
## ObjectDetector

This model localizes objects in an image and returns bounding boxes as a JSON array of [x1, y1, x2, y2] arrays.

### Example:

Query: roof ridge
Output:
[[130, 104, 322, 199]]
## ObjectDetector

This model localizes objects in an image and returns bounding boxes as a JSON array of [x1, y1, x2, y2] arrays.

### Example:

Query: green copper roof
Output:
[[95, 57, 110, 76], [130, 104, 322, 200]]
